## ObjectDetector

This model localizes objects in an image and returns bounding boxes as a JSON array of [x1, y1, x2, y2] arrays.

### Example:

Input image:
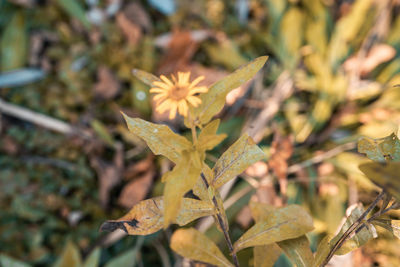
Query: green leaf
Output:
[[90, 119, 115, 146], [212, 134, 266, 188], [132, 69, 161, 87], [163, 152, 202, 227], [100, 197, 214, 235], [104, 248, 137, 267], [56, 0, 91, 29], [83, 248, 100, 267], [233, 205, 314, 252], [170, 228, 234, 267], [253, 244, 282, 267], [358, 133, 400, 162], [53, 241, 81, 267], [0, 254, 31, 267], [372, 219, 400, 239], [359, 162, 400, 200], [1, 12, 27, 71], [122, 113, 192, 163], [190, 56, 268, 125], [332, 204, 377, 255], [277, 236, 314, 267]]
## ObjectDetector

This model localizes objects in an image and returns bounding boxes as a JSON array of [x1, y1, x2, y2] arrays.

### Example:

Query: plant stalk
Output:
[[320, 190, 386, 266]]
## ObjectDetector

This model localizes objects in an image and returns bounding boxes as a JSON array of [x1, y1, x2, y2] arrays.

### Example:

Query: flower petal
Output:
[[186, 96, 202, 107], [189, 86, 208, 95], [188, 76, 205, 89], [156, 99, 172, 113], [150, 88, 167, 93], [178, 100, 188, 117], [153, 81, 172, 90], [169, 102, 178, 119], [160, 75, 174, 86]]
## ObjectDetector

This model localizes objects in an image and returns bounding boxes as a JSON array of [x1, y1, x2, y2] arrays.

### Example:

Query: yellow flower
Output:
[[150, 72, 208, 119]]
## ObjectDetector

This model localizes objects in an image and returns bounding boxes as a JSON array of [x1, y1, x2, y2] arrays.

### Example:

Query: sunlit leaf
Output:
[[132, 69, 161, 87], [332, 204, 377, 255], [253, 244, 281, 267], [280, 7, 304, 68], [372, 219, 400, 239], [212, 134, 266, 188], [163, 152, 202, 227], [122, 113, 192, 163], [358, 133, 400, 162], [359, 162, 400, 200], [170, 228, 234, 267], [100, 197, 214, 235], [53, 241, 81, 267], [190, 56, 268, 125], [233, 205, 314, 252], [277, 236, 314, 267]]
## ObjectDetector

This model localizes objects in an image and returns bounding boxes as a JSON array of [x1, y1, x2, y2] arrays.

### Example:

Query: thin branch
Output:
[[320, 190, 386, 267]]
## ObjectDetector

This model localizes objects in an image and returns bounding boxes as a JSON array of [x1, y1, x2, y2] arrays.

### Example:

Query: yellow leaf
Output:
[[277, 236, 314, 267], [53, 241, 81, 267], [170, 228, 234, 267], [253, 244, 282, 267], [212, 134, 266, 188], [280, 7, 304, 67], [196, 119, 227, 151], [190, 56, 268, 126], [359, 162, 400, 200], [163, 152, 202, 227], [312, 234, 334, 267], [358, 133, 400, 162], [131, 69, 161, 87], [249, 201, 276, 222], [122, 113, 192, 163], [373, 219, 400, 239], [233, 205, 314, 252], [100, 197, 214, 235], [193, 164, 214, 201]]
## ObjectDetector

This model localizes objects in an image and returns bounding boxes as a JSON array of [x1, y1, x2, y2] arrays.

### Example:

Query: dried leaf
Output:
[[358, 133, 400, 162], [93, 66, 121, 99], [131, 69, 161, 87], [163, 152, 202, 227], [116, 12, 142, 46], [212, 134, 266, 188], [253, 244, 281, 267], [359, 162, 400, 200], [233, 205, 314, 252], [122, 113, 192, 163], [277, 236, 314, 267], [118, 170, 154, 208], [170, 228, 234, 267], [190, 56, 268, 126], [53, 241, 81, 267], [100, 197, 215, 235]]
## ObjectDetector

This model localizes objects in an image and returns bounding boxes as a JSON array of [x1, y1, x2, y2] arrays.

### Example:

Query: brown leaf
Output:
[[116, 12, 142, 46], [118, 169, 154, 209], [268, 133, 293, 195], [93, 66, 121, 99], [157, 29, 199, 75], [101, 197, 215, 235], [123, 154, 154, 180]]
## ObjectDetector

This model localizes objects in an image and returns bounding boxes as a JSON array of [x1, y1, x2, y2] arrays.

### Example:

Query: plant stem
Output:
[[191, 125, 239, 267], [200, 174, 240, 267], [320, 190, 386, 267]]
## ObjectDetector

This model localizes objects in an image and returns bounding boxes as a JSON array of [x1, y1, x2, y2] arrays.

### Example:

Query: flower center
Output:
[[169, 85, 189, 101]]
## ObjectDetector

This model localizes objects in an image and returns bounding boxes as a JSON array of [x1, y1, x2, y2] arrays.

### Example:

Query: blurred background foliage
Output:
[[1, 0, 400, 266]]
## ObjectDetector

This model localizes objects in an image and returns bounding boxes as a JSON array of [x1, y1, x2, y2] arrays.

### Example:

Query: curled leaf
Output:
[[212, 134, 266, 188], [170, 228, 234, 267], [233, 205, 314, 252], [122, 113, 192, 163], [100, 197, 214, 235], [190, 56, 268, 125]]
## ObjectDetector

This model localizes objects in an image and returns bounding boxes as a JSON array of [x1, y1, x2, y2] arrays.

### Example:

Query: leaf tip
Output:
[[99, 221, 128, 233]]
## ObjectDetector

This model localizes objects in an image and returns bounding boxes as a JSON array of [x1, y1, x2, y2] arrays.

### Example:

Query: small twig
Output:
[[320, 190, 386, 267], [0, 98, 89, 137]]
